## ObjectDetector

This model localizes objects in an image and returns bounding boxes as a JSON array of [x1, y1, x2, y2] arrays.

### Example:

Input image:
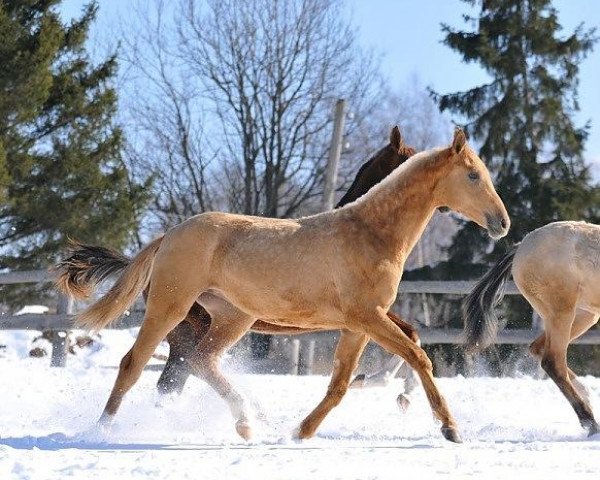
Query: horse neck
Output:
[[350, 150, 448, 265]]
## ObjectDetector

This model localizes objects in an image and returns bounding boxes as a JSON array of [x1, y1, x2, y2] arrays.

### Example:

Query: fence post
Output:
[[298, 340, 315, 375], [50, 294, 73, 367], [290, 339, 300, 375], [322, 99, 347, 211]]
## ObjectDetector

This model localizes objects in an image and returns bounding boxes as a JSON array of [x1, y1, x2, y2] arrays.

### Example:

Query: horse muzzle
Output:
[[485, 212, 510, 239]]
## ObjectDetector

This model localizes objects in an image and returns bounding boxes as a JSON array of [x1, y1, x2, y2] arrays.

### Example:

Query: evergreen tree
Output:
[[0, 1, 148, 279], [430, 0, 599, 374], [431, 0, 599, 266]]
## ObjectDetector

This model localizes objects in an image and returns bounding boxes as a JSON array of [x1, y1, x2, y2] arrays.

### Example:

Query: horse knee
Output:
[[541, 355, 561, 379], [529, 338, 544, 359], [403, 325, 420, 344], [408, 347, 432, 372], [119, 350, 134, 372]]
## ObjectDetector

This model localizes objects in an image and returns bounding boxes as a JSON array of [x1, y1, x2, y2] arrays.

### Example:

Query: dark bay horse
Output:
[[57, 126, 419, 394], [58, 128, 509, 442]]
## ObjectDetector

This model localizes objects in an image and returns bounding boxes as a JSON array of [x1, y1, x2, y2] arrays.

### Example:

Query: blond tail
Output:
[[54, 241, 132, 300], [75, 236, 164, 331]]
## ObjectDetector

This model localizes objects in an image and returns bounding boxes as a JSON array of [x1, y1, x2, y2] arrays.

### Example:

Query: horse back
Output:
[[513, 221, 600, 313]]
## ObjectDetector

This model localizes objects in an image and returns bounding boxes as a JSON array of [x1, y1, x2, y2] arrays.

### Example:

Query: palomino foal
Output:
[[56, 126, 420, 396], [73, 128, 509, 443], [463, 221, 600, 436]]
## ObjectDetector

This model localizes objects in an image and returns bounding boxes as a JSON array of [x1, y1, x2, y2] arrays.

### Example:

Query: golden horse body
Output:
[[55, 126, 421, 398], [63, 129, 510, 443], [464, 220, 600, 435]]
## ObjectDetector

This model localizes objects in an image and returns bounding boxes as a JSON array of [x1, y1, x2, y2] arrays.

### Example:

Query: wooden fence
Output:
[[2, 270, 600, 370]]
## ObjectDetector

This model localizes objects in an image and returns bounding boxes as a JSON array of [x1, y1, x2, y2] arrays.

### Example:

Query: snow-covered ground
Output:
[[1, 329, 600, 480]]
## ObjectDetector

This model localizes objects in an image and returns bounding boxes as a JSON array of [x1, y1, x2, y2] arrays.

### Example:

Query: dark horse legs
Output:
[[156, 302, 211, 394]]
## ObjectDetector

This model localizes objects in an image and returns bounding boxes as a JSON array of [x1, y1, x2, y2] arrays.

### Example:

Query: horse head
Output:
[[435, 128, 510, 239]]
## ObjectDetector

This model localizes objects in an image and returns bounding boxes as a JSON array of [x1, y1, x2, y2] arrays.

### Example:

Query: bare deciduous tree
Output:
[[176, 0, 379, 218], [120, 0, 381, 232], [118, 0, 381, 356], [119, 0, 215, 233]]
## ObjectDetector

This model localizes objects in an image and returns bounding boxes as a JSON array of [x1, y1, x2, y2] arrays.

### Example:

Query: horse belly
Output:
[[207, 272, 344, 328]]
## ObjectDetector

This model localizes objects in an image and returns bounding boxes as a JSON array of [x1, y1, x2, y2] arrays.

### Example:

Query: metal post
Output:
[[322, 99, 347, 211], [51, 294, 73, 367]]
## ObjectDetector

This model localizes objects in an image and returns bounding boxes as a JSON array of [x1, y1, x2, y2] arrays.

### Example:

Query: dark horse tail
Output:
[[55, 241, 133, 300], [462, 245, 518, 352]]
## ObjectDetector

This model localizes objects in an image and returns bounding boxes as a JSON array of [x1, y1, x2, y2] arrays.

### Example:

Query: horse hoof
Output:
[[587, 422, 600, 437], [97, 413, 114, 428], [441, 426, 463, 444], [235, 420, 253, 441], [294, 422, 315, 440], [350, 374, 389, 389], [349, 374, 366, 389], [396, 393, 411, 412]]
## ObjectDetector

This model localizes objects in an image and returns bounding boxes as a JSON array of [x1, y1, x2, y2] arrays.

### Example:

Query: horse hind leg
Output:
[[100, 290, 202, 425], [567, 310, 600, 405], [349, 351, 418, 413], [156, 321, 197, 396], [99, 252, 209, 425], [536, 305, 599, 435], [350, 354, 405, 389], [349, 312, 419, 411], [189, 297, 257, 440], [530, 309, 599, 405], [297, 330, 369, 439]]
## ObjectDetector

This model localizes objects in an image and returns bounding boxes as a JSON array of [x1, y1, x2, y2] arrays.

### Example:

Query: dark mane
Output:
[[335, 143, 415, 208], [335, 155, 378, 208]]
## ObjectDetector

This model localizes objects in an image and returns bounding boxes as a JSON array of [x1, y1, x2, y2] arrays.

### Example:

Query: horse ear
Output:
[[390, 126, 403, 152], [452, 127, 467, 154]]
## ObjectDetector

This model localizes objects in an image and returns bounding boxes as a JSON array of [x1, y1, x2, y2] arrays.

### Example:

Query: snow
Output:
[[13, 306, 49, 316], [1, 329, 600, 479]]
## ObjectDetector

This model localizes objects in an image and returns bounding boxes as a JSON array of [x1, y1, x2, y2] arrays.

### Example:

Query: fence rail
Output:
[[2, 270, 599, 369]]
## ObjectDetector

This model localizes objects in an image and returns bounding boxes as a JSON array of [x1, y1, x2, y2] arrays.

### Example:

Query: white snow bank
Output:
[[0, 329, 599, 479]]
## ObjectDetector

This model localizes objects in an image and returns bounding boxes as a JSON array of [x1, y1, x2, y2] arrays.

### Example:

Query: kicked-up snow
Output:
[[1, 329, 599, 479]]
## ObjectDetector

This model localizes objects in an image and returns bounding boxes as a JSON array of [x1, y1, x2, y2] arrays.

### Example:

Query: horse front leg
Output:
[[297, 330, 369, 439], [349, 312, 419, 411], [361, 308, 461, 443]]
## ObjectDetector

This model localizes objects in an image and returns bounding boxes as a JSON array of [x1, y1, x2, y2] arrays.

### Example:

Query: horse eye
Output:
[[468, 171, 479, 181]]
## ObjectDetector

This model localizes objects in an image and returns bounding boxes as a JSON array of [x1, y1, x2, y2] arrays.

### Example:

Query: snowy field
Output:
[[1, 329, 600, 480]]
